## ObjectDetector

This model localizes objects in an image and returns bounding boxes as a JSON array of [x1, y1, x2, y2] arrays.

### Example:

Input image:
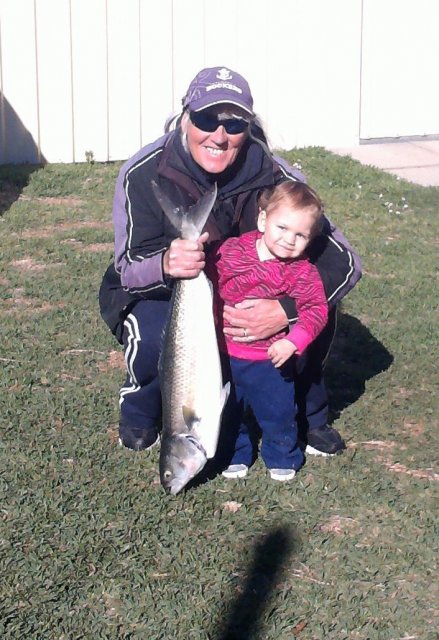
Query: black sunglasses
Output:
[[189, 110, 249, 134]]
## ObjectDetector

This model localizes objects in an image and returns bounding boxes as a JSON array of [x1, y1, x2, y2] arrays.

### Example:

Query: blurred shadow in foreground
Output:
[[212, 525, 299, 640]]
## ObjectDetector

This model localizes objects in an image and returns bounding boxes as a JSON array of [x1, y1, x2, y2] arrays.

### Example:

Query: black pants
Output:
[[294, 306, 337, 436]]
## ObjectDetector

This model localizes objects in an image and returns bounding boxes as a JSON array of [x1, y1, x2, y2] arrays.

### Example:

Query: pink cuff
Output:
[[286, 325, 312, 354]]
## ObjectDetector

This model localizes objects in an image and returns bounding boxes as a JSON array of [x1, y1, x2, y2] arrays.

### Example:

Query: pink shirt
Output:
[[208, 230, 328, 361]]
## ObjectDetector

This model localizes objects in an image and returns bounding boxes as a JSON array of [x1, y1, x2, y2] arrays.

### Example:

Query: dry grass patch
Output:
[[107, 425, 120, 445], [319, 515, 358, 535], [11, 258, 52, 272], [68, 349, 125, 372], [106, 349, 125, 369], [2, 288, 65, 315], [16, 220, 112, 240], [19, 195, 85, 207], [81, 242, 113, 253], [380, 460, 439, 481], [291, 563, 331, 586], [347, 439, 400, 450], [95, 349, 125, 372], [402, 418, 426, 439], [350, 439, 438, 481]]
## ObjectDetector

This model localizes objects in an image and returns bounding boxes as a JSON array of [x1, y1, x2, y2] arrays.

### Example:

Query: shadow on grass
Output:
[[211, 525, 299, 640], [326, 312, 394, 422], [1, 94, 46, 215], [0, 164, 44, 216]]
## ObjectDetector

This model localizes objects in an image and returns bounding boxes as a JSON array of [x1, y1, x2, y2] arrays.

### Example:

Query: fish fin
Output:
[[151, 180, 217, 240], [151, 180, 184, 234], [221, 382, 231, 409], [182, 405, 201, 430], [206, 276, 214, 296], [185, 184, 218, 238]]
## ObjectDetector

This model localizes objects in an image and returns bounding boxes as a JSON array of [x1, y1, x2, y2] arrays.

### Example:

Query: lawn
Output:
[[0, 150, 437, 639]]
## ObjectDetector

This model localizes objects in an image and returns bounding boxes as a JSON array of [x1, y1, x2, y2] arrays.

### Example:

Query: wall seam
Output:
[[69, 0, 75, 162], [33, 0, 42, 163], [138, 0, 142, 147], [105, 0, 110, 161], [358, 0, 364, 143], [0, 13, 5, 162]]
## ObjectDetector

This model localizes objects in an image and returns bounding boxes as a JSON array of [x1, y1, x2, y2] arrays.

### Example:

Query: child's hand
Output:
[[267, 339, 297, 368]]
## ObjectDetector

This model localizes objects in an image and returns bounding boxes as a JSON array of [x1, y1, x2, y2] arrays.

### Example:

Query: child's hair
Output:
[[258, 181, 324, 235]]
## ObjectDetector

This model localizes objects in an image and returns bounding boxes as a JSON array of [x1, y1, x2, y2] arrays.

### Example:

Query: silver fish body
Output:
[[159, 272, 229, 494], [152, 181, 229, 495]]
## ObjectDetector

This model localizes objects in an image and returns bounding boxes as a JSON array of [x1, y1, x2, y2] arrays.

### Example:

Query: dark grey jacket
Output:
[[99, 129, 361, 342]]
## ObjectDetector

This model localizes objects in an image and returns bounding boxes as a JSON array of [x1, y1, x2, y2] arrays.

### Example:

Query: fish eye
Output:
[[163, 470, 173, 480]]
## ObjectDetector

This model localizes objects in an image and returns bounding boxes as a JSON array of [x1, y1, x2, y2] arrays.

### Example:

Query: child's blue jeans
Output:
[[220, 356, 304, 471]]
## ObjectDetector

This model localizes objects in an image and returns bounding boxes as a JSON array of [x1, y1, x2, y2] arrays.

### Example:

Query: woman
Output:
[[99, 66, 361, 455]]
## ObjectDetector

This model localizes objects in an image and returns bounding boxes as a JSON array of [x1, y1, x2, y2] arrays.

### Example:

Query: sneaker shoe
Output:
[[222, 464, 249, 479], [305, 425, 346, 457], [118, 424, 159, 451], [269, 468, 296, 481]]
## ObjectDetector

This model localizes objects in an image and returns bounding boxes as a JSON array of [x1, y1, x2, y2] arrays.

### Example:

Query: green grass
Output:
[[1, 152, 438, 639]]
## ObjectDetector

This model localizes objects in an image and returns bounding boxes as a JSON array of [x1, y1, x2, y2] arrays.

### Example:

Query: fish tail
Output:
[[151, 180, 217, 240]]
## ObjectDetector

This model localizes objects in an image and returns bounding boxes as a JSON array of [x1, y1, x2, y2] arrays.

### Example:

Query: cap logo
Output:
[[205, 82, 242, 94], [216, 68, 233, 81], [206, 68, 242, 95]]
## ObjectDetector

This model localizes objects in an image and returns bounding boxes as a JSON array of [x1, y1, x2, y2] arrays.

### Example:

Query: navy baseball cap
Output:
[[182, 67, 254, 116]]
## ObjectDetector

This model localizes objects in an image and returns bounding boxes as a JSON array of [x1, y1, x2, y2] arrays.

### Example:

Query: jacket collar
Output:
[[158, 130, 276, 199]]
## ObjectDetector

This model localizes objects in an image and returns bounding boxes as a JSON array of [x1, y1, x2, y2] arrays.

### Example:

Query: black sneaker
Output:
[[118, 424, 159, 451], [305, 425, 346, 457]]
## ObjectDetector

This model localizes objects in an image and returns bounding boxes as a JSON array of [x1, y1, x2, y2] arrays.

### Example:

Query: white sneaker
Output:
[[269, 468, 296, 482], [222, 464, 249, 479]]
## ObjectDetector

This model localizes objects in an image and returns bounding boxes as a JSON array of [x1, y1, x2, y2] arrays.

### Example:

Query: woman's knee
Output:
[[122, 300, 169, 381]]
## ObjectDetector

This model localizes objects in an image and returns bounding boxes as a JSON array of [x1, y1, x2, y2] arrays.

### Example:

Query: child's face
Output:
[[257, 205, 315, 260]]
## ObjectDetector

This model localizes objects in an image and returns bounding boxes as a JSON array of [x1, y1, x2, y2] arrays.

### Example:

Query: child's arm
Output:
[[285, 261, 329, 354], [267, 338, 298, 368]]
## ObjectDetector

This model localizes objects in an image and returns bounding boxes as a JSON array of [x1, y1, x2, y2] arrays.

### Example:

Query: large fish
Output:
[[152, 181, 230, 495]]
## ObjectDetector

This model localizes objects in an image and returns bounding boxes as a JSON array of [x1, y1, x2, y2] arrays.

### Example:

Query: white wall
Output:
[[0, 0, 437, 164], [360, 0, 439, 139]]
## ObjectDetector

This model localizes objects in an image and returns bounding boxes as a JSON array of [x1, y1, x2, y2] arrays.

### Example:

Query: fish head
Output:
[[159, 434, 207, 495]]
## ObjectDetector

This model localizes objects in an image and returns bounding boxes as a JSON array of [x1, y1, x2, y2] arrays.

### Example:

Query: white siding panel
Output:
[[34, 0, 73, 163], [172, 0, 205, 112], [280, 0, 362, 149], [107, 0, 141, 160], [139, 0, 173, 144], [70, 0, 108, 163], [234, 0, 275, 142], [361, 0, 439, 139], [262, 0, 301, 150], [203, 0, 240, 68], [0, 0, 40, 163]]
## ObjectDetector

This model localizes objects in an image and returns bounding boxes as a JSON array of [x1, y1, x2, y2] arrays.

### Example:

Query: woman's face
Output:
[[183, 105, 249, 174]]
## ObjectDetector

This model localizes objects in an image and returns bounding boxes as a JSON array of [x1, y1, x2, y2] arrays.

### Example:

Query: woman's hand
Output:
[[163, 231, 209, 279], [223, 298, 288, 342]]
